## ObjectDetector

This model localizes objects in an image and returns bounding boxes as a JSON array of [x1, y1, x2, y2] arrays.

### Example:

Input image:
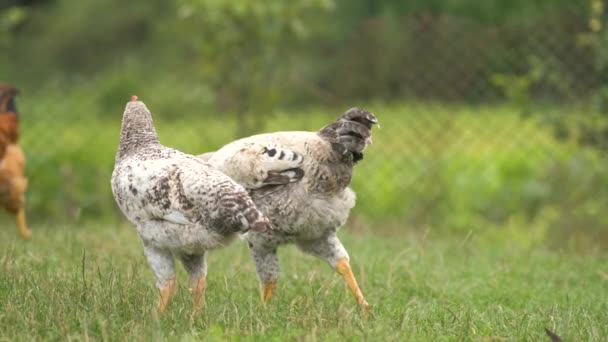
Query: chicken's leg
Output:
[[158, 279, 176, 312], [180, 252, 208, 311], [2, 150, 31, 240], [249, 245, 280, 303], [297, 233, 370, 311], [191, 276, 206, 311], [16, 207, 31, 240], [335, 257, 370, 310], [262, 280, 277, 303], [143, 244, 176, 312]]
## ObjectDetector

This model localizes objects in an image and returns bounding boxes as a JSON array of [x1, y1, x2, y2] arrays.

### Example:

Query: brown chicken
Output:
[[0, 84, 31, 240]]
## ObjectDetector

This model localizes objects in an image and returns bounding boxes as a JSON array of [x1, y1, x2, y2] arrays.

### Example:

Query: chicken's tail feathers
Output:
[[239, 206, 271, 233], [340, 107, 378, 129], [225, 191, 271, 233], [319, 107, 378, 163]]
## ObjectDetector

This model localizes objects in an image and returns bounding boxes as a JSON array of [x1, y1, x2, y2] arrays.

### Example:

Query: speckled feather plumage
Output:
[[111, 100, 269, 290], [201, 108, 378, 286]]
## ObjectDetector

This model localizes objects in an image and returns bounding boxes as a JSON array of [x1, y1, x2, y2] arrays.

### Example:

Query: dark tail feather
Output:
[[241, 205, 271, 233], [223, 192, 271, 233], [340, 107, 378, 129], [263, 168, 304, 186], [319, 107, 378, 163]]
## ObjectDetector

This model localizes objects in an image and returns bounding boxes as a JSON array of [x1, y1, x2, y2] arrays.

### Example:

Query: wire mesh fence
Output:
[[2, 1, 607, 245]]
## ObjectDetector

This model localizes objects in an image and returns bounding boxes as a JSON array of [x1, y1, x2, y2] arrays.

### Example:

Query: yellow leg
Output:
[[191, 276, 206, 311], [16, 208, 32, 240], [262, 281, 277, 303], [158, 278, 176, 312], [336, 257, 370, 311]]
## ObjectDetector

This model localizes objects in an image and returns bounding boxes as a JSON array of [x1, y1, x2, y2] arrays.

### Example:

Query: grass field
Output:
[[2, 93, 606, 340], [1, 222, 606, 341]]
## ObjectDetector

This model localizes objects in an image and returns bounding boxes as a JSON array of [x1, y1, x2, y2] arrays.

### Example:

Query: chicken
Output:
[[200, 108, 378, 310], [111, 97, 270, 312], [0, 84, 31, 240]]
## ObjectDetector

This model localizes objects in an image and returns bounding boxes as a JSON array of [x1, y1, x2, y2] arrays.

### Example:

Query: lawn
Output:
[[1, 222, 606, 341], [2, 94, 606, 340]]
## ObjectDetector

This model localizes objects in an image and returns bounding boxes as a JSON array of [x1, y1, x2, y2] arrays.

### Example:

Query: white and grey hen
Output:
[[199, 108, 378, 310], [111, 97, 269, 312]]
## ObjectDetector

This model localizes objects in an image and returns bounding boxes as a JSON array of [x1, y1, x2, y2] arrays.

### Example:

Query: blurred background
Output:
[[0, 0, 607, 250]]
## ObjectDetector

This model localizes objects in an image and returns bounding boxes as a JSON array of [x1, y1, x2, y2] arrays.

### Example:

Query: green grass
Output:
[[1, 222, 606, 341]]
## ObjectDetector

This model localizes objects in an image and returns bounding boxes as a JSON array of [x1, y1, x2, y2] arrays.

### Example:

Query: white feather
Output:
[[162, 211, 192, 225]]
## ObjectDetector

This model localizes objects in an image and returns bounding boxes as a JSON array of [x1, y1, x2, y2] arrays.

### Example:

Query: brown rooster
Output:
[[0, 84, 31, 240]]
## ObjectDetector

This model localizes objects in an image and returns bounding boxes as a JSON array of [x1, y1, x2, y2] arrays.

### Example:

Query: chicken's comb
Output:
[[131, 95, 138, 102]]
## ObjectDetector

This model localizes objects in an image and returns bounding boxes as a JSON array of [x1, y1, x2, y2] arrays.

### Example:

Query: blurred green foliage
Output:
[[491, 0, 608, 151], [0, 0, 595, 111], [172, 0, 334, 134]]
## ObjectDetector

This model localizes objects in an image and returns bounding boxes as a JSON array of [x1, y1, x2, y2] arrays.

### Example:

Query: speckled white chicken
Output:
[[111, 97, 270, 312], [199, 108, 378, 310]]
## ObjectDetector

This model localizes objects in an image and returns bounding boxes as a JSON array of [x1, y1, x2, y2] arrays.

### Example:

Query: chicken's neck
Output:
[[117, 110, 161, 159]]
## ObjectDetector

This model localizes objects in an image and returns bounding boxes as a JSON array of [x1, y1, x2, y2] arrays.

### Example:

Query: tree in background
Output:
[[174, 0, 334, 136]]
